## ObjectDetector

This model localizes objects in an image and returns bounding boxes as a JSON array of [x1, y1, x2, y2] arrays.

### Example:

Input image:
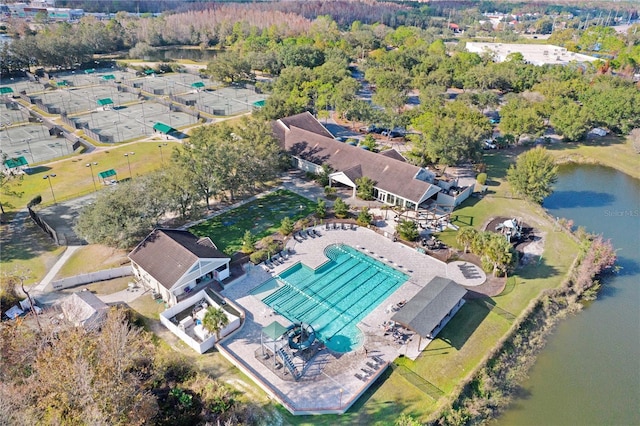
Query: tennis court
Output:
[[1, 102, 30, 125], [33, 85, 139, 115], [0, 123, 74, 164]]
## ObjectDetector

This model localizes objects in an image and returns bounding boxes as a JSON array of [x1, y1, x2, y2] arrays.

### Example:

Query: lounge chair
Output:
[[325, 223, 330, 231], [299, 231, 308, 240], [355, 373, 366, 381], [312, 228, 321, 237], [307, 229, 316, 238], [351, 223, 357, 230]]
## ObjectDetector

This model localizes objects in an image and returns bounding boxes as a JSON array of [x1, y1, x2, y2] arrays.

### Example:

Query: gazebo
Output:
[[261, 321, 289, 366], [0, 87, 14, 95], [101, 74, 116, 81]]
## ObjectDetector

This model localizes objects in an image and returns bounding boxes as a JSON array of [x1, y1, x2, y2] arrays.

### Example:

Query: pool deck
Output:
[[218, 226, 454, 415]]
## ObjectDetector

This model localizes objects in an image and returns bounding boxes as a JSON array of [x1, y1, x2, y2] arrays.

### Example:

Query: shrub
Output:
[[279, 217, 294, 236], [324, 186, 336, 197], [250, 250, 268, 264], [28, 195, 42, 207], [396, 220, 419, 241], [333, 198, 350, 218], [240, 230, 255, 254], [316, 199, 326, 219], [357, 207, 372, 226], [476, 173, 487, 185]]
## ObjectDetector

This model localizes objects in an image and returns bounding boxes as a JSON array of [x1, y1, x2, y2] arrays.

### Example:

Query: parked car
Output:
[[382, 128, 406, 138], [483, 139, 497, 150]]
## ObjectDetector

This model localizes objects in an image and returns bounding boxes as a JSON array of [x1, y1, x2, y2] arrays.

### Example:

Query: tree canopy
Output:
[[507, 147, 558, 204]]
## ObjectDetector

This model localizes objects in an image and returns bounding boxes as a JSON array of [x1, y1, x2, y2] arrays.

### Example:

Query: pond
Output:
[[496, 164, 640, 425]]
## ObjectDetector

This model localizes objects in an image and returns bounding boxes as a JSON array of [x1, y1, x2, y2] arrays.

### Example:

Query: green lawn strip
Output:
[[55, 245, 129, 279], [546, 136, 640, 180], [1, 141, 181, 211], [189, 189, 316, 255], [59, 276, 130, 295], [0, 213, 65, 284]]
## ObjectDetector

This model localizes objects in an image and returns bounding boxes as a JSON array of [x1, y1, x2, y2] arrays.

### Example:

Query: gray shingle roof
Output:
[[391, 276, 467, 337], [128, 229, 229, 290], [273, 114, 440, 205]]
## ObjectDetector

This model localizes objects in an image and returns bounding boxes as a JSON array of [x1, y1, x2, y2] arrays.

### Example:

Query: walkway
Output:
[[31, 245, 82, 292]]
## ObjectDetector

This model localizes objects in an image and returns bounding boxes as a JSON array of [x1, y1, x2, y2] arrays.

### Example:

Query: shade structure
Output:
[[144, 69, 155, 75], [263, 321, 288, 341], [3, 156, 28, 169], [84, 68, 95, 74], [153, 122, 174, 134], [101, 74, 116, 81], [191, 81, 205, 88], [98, 169, 117, 179], [56, 80, 69, 87], [252, 100, 266, 108], [96, 98, 114, 106], [391, 276, 467, 338], [0, 87, 14, 94]]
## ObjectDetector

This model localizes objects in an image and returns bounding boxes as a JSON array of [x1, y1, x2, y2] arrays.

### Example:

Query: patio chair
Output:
[[351, 223, 357, 230], [342, 223, 348, 230], [325, 222, 330, 231]]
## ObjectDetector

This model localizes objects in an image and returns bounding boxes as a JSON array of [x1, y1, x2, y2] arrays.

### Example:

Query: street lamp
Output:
[[86, 162, 98, 192], [113, 121, 122, 142], [25, 138, 35, 163], [43, 174, 57, 204], [158, 143, 167, 165], [124, 152, 134, 179]]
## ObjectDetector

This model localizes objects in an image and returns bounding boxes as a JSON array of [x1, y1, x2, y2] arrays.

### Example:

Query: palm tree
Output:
[[202, 307, 229, 341], [456, 226, 479, 253]]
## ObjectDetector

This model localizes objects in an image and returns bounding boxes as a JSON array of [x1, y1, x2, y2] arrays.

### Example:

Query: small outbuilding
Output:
[[61, 291, 109, 330]]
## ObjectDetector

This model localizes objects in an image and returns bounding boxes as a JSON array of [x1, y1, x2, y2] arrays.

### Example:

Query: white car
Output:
[[483, 140, 497, 149]]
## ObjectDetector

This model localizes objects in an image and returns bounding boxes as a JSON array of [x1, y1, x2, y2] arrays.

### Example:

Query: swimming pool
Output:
[[252, 244, 408, 352]]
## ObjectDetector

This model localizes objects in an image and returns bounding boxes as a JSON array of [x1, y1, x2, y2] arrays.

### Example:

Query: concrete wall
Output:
[[52, 265, 132, 290]]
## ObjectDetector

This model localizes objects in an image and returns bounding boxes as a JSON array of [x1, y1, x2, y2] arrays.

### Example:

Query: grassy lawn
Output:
[[0, 212, 65, 284], [55, 245, 129, 279], [59, 276, 130, 295], [0, 141, 181, 211], [546, 135, 640, 180], [189, 189, 317, 255]]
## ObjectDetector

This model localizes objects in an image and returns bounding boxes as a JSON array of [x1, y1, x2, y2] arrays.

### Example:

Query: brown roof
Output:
[[128, 229, 229, 290], [276, 111, 335, 139], [274, 116, 439, 205], [379, 149, 407, 162]]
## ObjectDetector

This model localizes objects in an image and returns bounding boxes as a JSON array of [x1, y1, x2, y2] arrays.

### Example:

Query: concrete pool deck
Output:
[[218, 226, 465, 414]]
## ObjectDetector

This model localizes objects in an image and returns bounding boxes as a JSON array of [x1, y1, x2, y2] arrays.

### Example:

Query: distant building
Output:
[[466, 42, 597, 66]]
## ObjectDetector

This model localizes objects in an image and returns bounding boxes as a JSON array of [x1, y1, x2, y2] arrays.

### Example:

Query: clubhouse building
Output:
[[272, 112, 472, 211]]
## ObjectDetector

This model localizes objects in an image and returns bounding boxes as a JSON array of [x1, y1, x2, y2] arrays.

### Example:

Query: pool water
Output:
[[252, 244, 408, 352]]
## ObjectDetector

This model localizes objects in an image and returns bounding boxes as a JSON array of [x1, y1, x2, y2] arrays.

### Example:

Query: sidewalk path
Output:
[[31, 245, 82, 292]]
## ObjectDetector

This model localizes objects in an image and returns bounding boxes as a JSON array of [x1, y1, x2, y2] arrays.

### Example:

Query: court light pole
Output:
[[43, 174, 57, 204], [124, 152, 134, 179], [158, 143, 167, 165], [24, 138, 35, 163], [86, 161, 98, 192]]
